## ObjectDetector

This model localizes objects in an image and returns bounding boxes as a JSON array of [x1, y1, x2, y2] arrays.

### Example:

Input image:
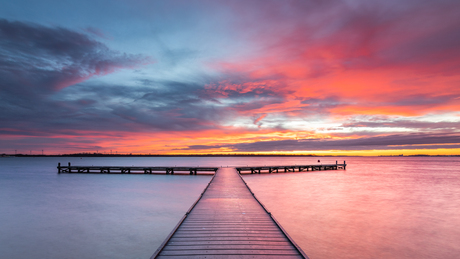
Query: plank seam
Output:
[[237, 171, 310, 259], [150, 172, 217, 259]]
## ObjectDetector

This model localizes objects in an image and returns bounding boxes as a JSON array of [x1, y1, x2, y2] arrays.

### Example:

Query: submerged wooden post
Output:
[[57, 163, 61, 174]]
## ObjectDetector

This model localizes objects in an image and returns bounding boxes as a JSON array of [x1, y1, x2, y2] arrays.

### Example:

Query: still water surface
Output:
[[244, 157, 460, 259], [1, 156, 459, 258]]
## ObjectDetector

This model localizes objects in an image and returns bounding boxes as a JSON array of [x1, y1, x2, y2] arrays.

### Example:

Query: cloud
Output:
[[0, 19, 153, 136], [1, 1, 460, 154], [254, 114, 267, 124], [212, 0, 460, 116], [183, 133, 460, 152], [0, 18, 150, 93], [342, 118, 460, 131]]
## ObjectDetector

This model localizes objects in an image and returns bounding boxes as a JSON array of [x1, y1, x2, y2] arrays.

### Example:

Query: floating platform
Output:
[[236, 161, 346, 174], [57, 163, 218, 175], [151, 168, 308, 258]]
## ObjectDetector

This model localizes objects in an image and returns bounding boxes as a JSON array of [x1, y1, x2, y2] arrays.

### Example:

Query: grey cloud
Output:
[[183, 133, 460, 151], [236, 0, 460, 76], [0, 18, 149, 94], [0, 18, 152, 135], [342, 118, 460, 131]]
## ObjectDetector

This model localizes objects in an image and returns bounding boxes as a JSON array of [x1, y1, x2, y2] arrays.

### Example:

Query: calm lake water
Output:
[[1, 156, 459, 259]]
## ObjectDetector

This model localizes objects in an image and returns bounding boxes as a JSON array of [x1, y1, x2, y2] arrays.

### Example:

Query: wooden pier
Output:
[[57, 162, 346, 175], [151, 168, 308, 259], [56, 162, 345, 257], [57, 163, 218, 175], [236, 161, 346, 174]]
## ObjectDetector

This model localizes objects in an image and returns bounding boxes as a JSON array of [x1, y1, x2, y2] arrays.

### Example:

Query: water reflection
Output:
[[0, 157, 212, 259], [243, 157, 460, 259], [1, 156, 459, 259]]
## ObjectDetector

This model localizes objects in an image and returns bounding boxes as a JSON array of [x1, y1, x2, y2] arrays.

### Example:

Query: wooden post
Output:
[[344, 161, 346, 170], [58, 163, 61, 174]]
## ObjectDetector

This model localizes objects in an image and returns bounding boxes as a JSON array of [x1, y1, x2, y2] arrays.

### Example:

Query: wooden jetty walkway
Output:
[[57, 162, 346, 175], [57, 163, 218, 175], [151, 168, 308, 259], [236, 161, 346, 174]]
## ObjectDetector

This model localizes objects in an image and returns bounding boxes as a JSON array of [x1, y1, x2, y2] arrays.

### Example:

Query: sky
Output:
[[1, 0, 460, 155]]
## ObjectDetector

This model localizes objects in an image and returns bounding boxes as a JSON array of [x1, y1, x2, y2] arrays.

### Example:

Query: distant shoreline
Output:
[[2, 154, 459, 157]]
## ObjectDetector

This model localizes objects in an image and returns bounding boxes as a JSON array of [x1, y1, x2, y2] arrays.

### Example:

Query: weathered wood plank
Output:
[[172, 234, 286, 238], [180, 222, 277, 226], [156, 255, 302, 259], [178, 228, 280, 232], [169, 237, 289, 242], [163, 244, 296, 250], [178, 227, 279, 231], [159, 249, 300, 255], [166, 241, 293, 246]]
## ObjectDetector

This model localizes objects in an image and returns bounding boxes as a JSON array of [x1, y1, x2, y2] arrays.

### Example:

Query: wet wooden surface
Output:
[[154, 168, 305, 258]]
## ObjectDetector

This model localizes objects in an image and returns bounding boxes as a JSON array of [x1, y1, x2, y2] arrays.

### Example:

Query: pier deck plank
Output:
[[153, 168, 306, 258]]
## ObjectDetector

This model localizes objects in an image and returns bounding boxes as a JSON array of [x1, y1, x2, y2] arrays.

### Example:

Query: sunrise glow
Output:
[[1, 0, 460, 155]]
